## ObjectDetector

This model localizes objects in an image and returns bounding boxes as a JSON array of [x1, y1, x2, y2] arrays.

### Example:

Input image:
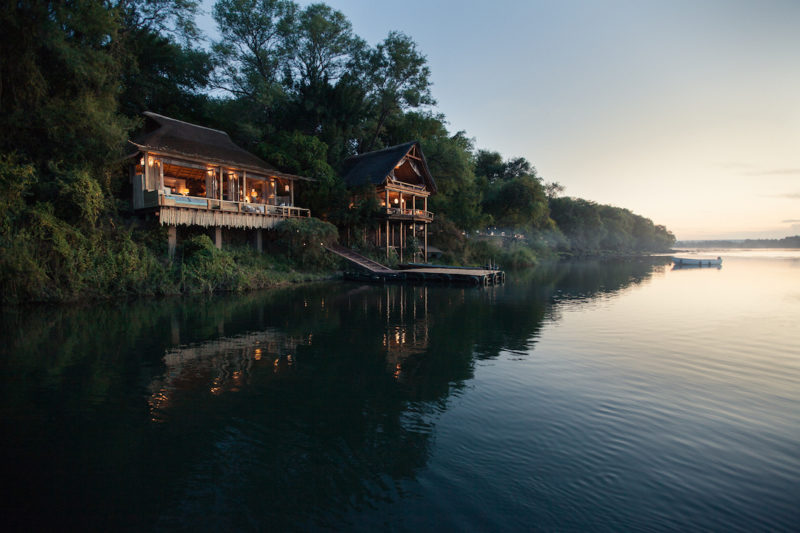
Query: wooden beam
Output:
[[424, 224, 428, 263], [168, 225, 177, 258]]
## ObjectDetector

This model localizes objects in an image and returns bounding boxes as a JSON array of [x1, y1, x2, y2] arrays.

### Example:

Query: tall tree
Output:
[[0, 0, 131, 174], [361, 31, 434, 152], [283, 3, 368, 164], [290, 3, 362, 90], [212, 0, 296, 106], [117, 0, 212, 122]]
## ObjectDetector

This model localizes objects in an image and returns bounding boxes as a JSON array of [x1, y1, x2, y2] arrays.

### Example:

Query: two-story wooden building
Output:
[[341, 141, 437, 262], [128, 112, 313, 255]]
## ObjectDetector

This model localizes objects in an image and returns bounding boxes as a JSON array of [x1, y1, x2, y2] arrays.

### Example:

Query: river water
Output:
[[1, 251, 798, 531]]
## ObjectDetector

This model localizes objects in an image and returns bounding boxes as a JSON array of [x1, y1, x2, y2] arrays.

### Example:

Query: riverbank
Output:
[[2, 230, 675, 306]]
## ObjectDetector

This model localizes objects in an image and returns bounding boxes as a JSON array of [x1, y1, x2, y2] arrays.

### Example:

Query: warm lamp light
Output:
[[251, 189, 257, 197], [284, 184, 290, 192], [180, 187, 189, 195], [394, 198, 399, 204], [139, 157, 144, 166]]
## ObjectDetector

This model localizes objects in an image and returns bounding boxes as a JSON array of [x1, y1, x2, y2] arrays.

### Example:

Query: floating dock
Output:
[[325, 245, 505, 286]]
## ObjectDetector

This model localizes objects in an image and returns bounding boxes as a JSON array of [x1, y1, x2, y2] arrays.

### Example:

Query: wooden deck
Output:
[[325, 245, 505, 285]]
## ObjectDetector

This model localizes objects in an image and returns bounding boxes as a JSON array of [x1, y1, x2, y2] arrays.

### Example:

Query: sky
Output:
[[198, 0, 800, 240]]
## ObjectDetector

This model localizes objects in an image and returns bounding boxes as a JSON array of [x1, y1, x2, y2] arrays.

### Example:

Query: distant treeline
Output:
[[677, 236, 800, 249], [0, 0, 674, 303]]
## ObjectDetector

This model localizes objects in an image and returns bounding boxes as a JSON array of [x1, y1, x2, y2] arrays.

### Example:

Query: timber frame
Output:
[[341, 142, 436, 262]]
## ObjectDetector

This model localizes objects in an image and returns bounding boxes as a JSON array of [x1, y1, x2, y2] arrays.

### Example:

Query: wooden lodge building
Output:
[[128, 112, 313, 255], [341, 141, 436, 262]]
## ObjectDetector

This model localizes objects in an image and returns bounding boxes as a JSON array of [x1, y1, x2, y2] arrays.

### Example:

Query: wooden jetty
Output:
[[325, 244, 505, 286]]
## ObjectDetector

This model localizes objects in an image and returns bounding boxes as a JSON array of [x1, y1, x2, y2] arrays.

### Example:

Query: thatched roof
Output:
[[129, 112, 313, 181], [341, 141, 437, 193]]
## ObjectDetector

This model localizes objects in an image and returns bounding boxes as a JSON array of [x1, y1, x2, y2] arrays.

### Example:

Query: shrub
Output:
[[271, 217, 338, 270], [179, 234, 244, 293]]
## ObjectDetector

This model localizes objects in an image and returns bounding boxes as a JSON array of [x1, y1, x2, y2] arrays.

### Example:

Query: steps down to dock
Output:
[[324, 244, 396, 273], [324, 245, 505, 285]]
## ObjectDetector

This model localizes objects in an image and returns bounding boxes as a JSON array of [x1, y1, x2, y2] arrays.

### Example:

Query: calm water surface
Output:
[[1, 251, 799, 531]]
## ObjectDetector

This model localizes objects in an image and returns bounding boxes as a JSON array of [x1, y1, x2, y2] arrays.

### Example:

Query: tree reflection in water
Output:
[[0, 257, 670, 531]]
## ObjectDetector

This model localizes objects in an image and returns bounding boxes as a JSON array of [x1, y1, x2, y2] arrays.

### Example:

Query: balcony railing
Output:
[[385, 207, 433, 221], [152, 192, 310, 218]]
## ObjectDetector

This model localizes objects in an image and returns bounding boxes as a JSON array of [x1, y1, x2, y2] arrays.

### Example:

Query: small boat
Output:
[[672, 256, 722, 266]]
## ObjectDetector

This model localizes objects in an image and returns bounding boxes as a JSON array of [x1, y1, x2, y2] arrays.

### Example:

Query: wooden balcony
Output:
[[145, 192, 310, 229], [384, 207, 434, 221], [145, 192, 309, 217]]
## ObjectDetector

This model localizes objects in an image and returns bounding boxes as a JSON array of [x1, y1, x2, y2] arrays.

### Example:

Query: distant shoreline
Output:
[[676, 235, 800, 249]]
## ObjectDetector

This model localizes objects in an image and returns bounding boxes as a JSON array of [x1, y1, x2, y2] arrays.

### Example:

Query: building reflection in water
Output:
[[149, 285, 435, 421], [147, 328, 309, 422], [379, 286, 430, 382]]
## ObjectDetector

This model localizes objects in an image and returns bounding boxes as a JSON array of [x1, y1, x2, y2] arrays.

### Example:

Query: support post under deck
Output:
[[168, 225, 177, 258]]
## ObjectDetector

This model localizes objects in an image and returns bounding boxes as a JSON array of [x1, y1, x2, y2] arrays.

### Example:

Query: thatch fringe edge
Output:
[[159, 207, 281, 229]]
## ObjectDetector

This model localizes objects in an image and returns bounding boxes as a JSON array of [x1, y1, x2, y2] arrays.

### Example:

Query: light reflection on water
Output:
[[1, 253, 798, 531]]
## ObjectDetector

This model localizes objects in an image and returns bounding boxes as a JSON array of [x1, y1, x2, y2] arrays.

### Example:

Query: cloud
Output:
[[776, 192, 800, 199], [741, 168, 800, 177], [721, 163, 800, 177], [783, 219, 800, 223]]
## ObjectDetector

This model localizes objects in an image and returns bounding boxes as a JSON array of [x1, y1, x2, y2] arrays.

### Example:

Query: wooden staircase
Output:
[[324, 244, 397, 273]]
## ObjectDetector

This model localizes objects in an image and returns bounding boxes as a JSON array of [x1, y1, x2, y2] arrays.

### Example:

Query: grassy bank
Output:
[[0, 214, 341, 305]]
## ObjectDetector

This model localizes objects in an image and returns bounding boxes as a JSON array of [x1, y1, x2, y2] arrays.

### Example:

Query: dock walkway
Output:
[[325, 245, 505, 285]]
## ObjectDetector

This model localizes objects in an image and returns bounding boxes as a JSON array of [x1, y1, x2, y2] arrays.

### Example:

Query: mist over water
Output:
[[1, 252, 798, 531]]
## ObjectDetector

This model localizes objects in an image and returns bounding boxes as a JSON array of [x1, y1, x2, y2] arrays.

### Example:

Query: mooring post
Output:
[[215, 227, 222, 250]]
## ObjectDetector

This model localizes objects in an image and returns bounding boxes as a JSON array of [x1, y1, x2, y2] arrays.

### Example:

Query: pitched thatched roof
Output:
[[341, 141, 437, 193], [129, 112, 312, 181]]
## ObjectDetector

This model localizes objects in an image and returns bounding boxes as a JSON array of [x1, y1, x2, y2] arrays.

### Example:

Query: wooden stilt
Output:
[[424, 224, 428, 263], [168, 225, 177, 258]]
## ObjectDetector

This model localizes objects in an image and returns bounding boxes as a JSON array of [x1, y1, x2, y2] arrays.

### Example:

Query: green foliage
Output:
[[179, 235, 243, 293], [259, 130, 347, 218], [52, 166, 106, 227], [360, 31, 435, 151], [271, 217, 339, 269], [212, 0, 296, 106], [0, 155, 35, 233], [423, 131, 487, 231], [290, 3, 363, 89], [483, 175, 550, 229], [0, 1, 133, 173], [549, 197, 675, 254], [0, 201, 173, 304]]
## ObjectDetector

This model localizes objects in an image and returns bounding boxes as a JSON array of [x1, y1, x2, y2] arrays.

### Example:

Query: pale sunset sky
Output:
[[199, 0, 800, 240]]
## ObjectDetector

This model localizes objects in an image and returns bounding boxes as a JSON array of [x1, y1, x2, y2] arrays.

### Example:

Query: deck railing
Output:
[[155, 193, 310, 218], [385, 207, 433, 221]]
